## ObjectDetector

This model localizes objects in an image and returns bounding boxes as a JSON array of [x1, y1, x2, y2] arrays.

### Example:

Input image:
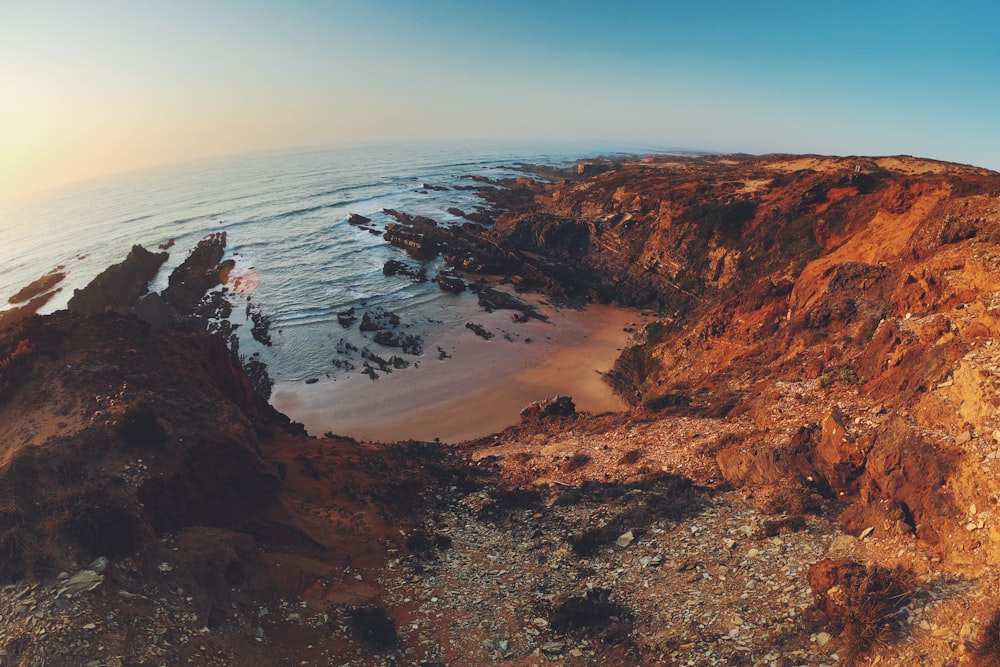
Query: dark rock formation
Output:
[[337, 307, 357, 328], [7, 267, 66, 305], [448, 206, 493, 226], [383, 259, 428, 283], [348, 213, 372, 225], [383, 220, 445, 260], [359, 308, 401, 332], [67, 245, 167, 314], [373, 330, 423, 355], [576, 160, 614, 176], [465, 322, 493, 340], [519, 396, 577, 422], [435, 272, 467, 293], [161, 232, 233, 317], [382, 209, 439, 227], [132, 292, 176, 330], [473, 286, 546, 320], [248, 301, 273, 346]]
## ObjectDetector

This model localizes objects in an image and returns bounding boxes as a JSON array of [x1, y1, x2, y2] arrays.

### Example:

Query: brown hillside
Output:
[[4, 153, 1000, 665]]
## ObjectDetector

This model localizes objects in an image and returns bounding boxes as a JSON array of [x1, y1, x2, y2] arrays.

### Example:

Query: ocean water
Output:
[[0, 141, 661, 386]]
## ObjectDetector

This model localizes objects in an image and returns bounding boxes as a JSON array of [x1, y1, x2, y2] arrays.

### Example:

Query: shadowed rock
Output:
[[161, 232, 234, 317], [67, 245, 167, 314]]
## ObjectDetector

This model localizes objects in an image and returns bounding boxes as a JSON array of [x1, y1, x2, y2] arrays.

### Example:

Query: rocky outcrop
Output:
[[67, 244, 167, 314], [435, 271, 467, 293], [383, 259, 428, 282], [161, 232, 234, 317], [7, 267, 65, 305], [67, 233, 239, 333], [0, 304, 477, 662], [0, 310, 277, 583], [6, 152, 1000, 664], [519, 395, 577, 422], [472, 285, 545, 320]]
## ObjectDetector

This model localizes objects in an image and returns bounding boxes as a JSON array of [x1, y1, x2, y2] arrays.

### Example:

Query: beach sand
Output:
[[271, 300, 645, 443]]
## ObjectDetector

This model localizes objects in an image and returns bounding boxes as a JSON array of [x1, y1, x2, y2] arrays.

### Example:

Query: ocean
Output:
[[0, 141, 659, 393]]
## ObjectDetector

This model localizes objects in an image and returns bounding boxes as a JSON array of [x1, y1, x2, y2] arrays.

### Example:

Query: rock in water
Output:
[[67, 245, 168, 314]]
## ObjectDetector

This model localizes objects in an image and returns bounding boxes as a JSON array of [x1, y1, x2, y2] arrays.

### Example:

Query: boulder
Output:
[[435, 272, 467, 293], [383, 259, 427, 283], [811, 407, 870, 493], [520, 396, 576, 422]]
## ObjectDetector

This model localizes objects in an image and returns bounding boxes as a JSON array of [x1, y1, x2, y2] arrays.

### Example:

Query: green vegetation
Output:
[[644, 320, 666, 346], [820, 364, 862, 389], [59, 487, 140, 558], [788, 233, 820, 259], [674, 272, 706, 296]]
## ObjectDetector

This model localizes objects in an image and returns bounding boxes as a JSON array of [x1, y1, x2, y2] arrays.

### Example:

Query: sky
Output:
[[1, 0, 999, 201]]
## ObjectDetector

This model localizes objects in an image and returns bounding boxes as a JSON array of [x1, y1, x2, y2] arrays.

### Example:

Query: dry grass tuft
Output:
[[808, 559, 913, 662]]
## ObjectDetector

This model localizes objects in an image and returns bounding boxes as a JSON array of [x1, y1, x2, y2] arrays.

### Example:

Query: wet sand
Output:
[[271, 300, 644, 443]]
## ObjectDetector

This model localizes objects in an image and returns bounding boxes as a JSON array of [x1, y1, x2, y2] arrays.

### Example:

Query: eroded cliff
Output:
[[4, 153, 1000, 665]]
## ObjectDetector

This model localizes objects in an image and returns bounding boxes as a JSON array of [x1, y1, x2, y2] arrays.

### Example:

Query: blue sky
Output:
[[1, 0, 998, 200]]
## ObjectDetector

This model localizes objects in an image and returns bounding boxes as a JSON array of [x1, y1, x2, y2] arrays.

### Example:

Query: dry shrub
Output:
[[563, 453, 591, 472], [973, 606, 1000, 666], [0, 337, 36, 400], [348, 606, 397, 647], [618, 449, 642, 465], [549, 587, 633, 645], [476, 487, 543, 523], [59, 492, 141, 559], [762, 515, 807, 537], [113, 398, 167, 448], [808, 559, 913, 661]]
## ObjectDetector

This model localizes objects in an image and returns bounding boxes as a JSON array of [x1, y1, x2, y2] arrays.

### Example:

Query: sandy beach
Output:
[[271, 299, 645, 443]]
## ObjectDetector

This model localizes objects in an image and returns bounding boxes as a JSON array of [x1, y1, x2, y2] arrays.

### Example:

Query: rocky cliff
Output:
[[4, 153, 1000, 665], [477, 154, 1000, 568]]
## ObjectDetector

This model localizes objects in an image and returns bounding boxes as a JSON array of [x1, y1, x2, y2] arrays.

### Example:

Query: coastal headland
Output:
[[3, 153, 1000, 664]]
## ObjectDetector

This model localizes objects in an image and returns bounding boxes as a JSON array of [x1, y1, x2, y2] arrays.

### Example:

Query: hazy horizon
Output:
[[3, 1, 999, 202]]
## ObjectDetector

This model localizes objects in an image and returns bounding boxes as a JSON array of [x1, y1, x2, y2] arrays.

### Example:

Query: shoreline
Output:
[[271, 300, 645, 443]]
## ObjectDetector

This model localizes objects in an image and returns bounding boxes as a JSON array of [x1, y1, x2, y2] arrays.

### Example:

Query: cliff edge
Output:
[[4, 153, 1000, 665]]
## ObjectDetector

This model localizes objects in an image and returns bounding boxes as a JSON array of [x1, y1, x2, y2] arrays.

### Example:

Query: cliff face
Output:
[[5, 153, 1000, 664], [0, 311, 276, 582], [474, 154, 1000, 569], [0, 310, 475, 664], [484, 154, 998, 313]]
